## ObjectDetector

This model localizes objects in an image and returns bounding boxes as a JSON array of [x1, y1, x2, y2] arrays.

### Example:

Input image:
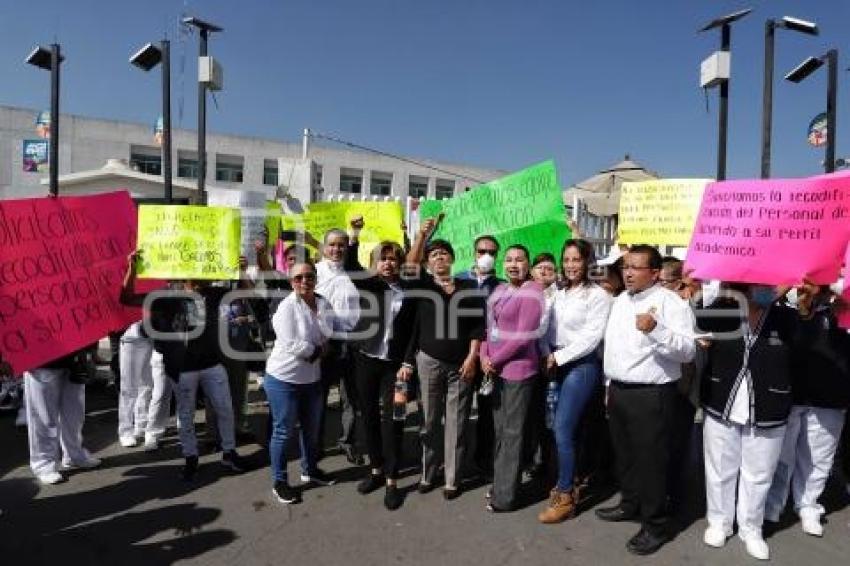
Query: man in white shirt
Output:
[[597, 245, 696, 556]]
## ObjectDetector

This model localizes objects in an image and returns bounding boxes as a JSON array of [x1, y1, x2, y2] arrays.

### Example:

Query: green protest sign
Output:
[[419, 160, 570, 275]]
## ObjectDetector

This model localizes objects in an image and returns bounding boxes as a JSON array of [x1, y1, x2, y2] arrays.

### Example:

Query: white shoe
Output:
[[62, 457, 101, 470], [739, 534, 770, 561], [800, 510, 824, 537], [37, 471, 64, 485], [119, 436, 138, 448], [703, 525, 730, 548], [143, 435, 159, 452]]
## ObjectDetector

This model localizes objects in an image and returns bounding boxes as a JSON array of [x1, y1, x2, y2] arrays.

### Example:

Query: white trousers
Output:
[[703, 414, 786, 538], [146, 350, 174, 438], [174, 364, 235, 457], [117, 326, 154, 439], [24, 368, 92, 476], [765, 405, 846, 520]]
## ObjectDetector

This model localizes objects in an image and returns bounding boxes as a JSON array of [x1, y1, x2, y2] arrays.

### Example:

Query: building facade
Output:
[[0, 105, 504, 201]]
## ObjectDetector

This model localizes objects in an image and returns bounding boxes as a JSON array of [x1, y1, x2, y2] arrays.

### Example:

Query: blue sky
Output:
[[2, 0, 850, 186]]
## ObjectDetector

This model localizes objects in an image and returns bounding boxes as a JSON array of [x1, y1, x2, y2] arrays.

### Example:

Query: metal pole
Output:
[[49, 43, 60, 197], [760, 20, 775, 179], [161, 40, 173, 203], [197, 30, 208, 203], [717, 24, 730, 181], [825, 49, 838, 174]]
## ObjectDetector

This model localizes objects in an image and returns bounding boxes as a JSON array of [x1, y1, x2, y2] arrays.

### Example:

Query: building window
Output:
[[130, 153, 162, 176], [340, 168, 363, 194], [178, 157, 199, 179], [370, 171, 392, 196], [409, 175, 428, 198], [215, 154, 244, 183], [263, 159, 278, 186], [436, 179, 455, 200], [314, 165, 323, 187]]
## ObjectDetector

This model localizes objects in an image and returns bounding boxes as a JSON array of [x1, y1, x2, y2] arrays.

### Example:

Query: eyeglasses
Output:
[[292, 273, 316, 282], [476, 249, 497, 256]]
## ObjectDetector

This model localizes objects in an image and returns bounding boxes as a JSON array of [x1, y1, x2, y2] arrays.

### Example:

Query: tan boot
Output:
[[538, 488, 576, 524]]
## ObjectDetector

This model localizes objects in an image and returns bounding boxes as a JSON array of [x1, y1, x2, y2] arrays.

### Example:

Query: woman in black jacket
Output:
[[698, 283, 797, 561], [765, 283, 850, 536], [349, 241, 416, 510]]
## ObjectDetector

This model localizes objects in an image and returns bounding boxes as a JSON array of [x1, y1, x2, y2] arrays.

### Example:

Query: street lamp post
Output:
[[699, 8, 753, 181], [130, 40, 173, 202], [182, 16, 223, 205], [785, 50, 839, 174], [761, 16, 819, 178], [25, 44, 63, 196]]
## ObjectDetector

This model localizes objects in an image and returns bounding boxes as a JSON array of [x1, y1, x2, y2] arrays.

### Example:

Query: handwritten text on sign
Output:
[[137, 205, 241, 280], [685, 176, 850, 285], [0, 191, 142, 374], [207, 188, 268, 259], [618, 179, 711, 246]]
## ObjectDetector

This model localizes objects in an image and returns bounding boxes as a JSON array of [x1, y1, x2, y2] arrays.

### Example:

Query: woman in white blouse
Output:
[[538, 239, 612, 524], [265, 261, 336, 505]]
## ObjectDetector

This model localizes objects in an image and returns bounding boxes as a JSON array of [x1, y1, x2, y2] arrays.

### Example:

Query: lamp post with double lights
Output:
[[761, 16, 819, 178], [785, 50, 839, 174], [698, 8, 753, 181], [25, 44, 63, 196], [130, 41, 173, 203], [182, 16, 223, 205]]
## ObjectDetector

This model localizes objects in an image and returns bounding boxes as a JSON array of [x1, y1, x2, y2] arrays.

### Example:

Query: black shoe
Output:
[[595, 504, 639, 522], [486, 502, 512, 513], [357, 473, 385, 495], [182, 455, 199, 481], [301, 468, 337, 487], [443, 486, 461, 501], [626, 528, 668, 556], [221, 450, 246, 473], [418, 481, 435, 494], [384, 485, 404, 510], [340, 444, 365, 466], [273, 481, 300, 504]]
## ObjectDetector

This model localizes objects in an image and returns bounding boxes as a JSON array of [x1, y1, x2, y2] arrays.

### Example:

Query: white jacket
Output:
[[315, 259, 360, 334], [266, 293, 335, 384]]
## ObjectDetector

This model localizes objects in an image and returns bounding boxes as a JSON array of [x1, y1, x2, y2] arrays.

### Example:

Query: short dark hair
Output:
[[560, 238, 596, 284], [370, 241, 405, 269], [504, 243, 530, 261], [628, 244, 663, 270], [532, 252, 556, 267], [425, 238, 455, 259], [661, 256, 683, 278], [474, 235, 500, 252]]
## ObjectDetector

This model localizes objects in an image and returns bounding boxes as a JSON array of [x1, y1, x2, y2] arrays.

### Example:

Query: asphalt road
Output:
[[1, 375, 849, 566]]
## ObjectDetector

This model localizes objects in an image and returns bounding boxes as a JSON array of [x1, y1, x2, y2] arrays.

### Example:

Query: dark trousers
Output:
[[574, 380, 615, 487], [492, 376, 536, 509], [667, 390, 697, 507], [320, 346, 359, 454], [354, 352, 404, 479], [607, 380, 676, 536], [474, 377, 495, 473]]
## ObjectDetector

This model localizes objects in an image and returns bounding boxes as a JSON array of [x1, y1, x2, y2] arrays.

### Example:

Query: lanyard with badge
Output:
[[489, 284, 520, 343]]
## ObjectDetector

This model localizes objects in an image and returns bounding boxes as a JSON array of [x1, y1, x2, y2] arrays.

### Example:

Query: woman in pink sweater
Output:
[[480, 244, 545, 512]]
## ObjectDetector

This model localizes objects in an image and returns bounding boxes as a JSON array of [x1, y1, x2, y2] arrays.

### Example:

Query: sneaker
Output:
[[800, 509, 824, 537], [384, 484, 404, 510], [357, 473, 385, 495], [37, 471, 64, 485], [703, 525, 731, 548], [62, 456, 101, 470], [300, 469, 336, 487], [119, 436, 138, 448], [182, 455, 199, 481], [739, 533, 770, 561], [15, 408, 26, 428], [273, 482, 300, 504], [143, 435, 159, 452], [417, 481, 435, 495], [221, 450, 246, 473]]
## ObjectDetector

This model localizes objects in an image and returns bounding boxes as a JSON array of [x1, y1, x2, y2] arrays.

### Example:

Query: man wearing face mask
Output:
[[458, 235, 504, 477], [697, 283, 797, 560]]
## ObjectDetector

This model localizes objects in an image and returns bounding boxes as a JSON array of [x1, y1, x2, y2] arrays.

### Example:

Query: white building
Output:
[[0, 104, 505, 202]]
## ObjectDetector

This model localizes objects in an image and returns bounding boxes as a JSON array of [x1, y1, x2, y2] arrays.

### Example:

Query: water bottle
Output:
[[393, 380, 408, 422], [545, 379, 559, 429]]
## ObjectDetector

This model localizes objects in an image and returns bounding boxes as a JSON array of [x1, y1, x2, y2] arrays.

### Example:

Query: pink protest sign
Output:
[[840, 243, 850, 329], [0, 191, 147, 375], [685, 176, 850, 285]]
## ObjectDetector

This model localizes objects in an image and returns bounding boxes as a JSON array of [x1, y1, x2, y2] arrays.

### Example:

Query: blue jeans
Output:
[[264, 375, 324, 484], [553, 355, 601, 491]]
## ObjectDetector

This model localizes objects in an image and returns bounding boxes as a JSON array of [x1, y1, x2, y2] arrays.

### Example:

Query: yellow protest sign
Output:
[[282, 201, 404, 267], [265, 201, 281, 248], [137, 205, 241, 279], [618, 179, 712, 246]]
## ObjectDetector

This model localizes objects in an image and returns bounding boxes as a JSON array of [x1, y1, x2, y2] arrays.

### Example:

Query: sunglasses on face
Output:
[[292, 273, 316, 282], [476, 249, 497, 256]]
